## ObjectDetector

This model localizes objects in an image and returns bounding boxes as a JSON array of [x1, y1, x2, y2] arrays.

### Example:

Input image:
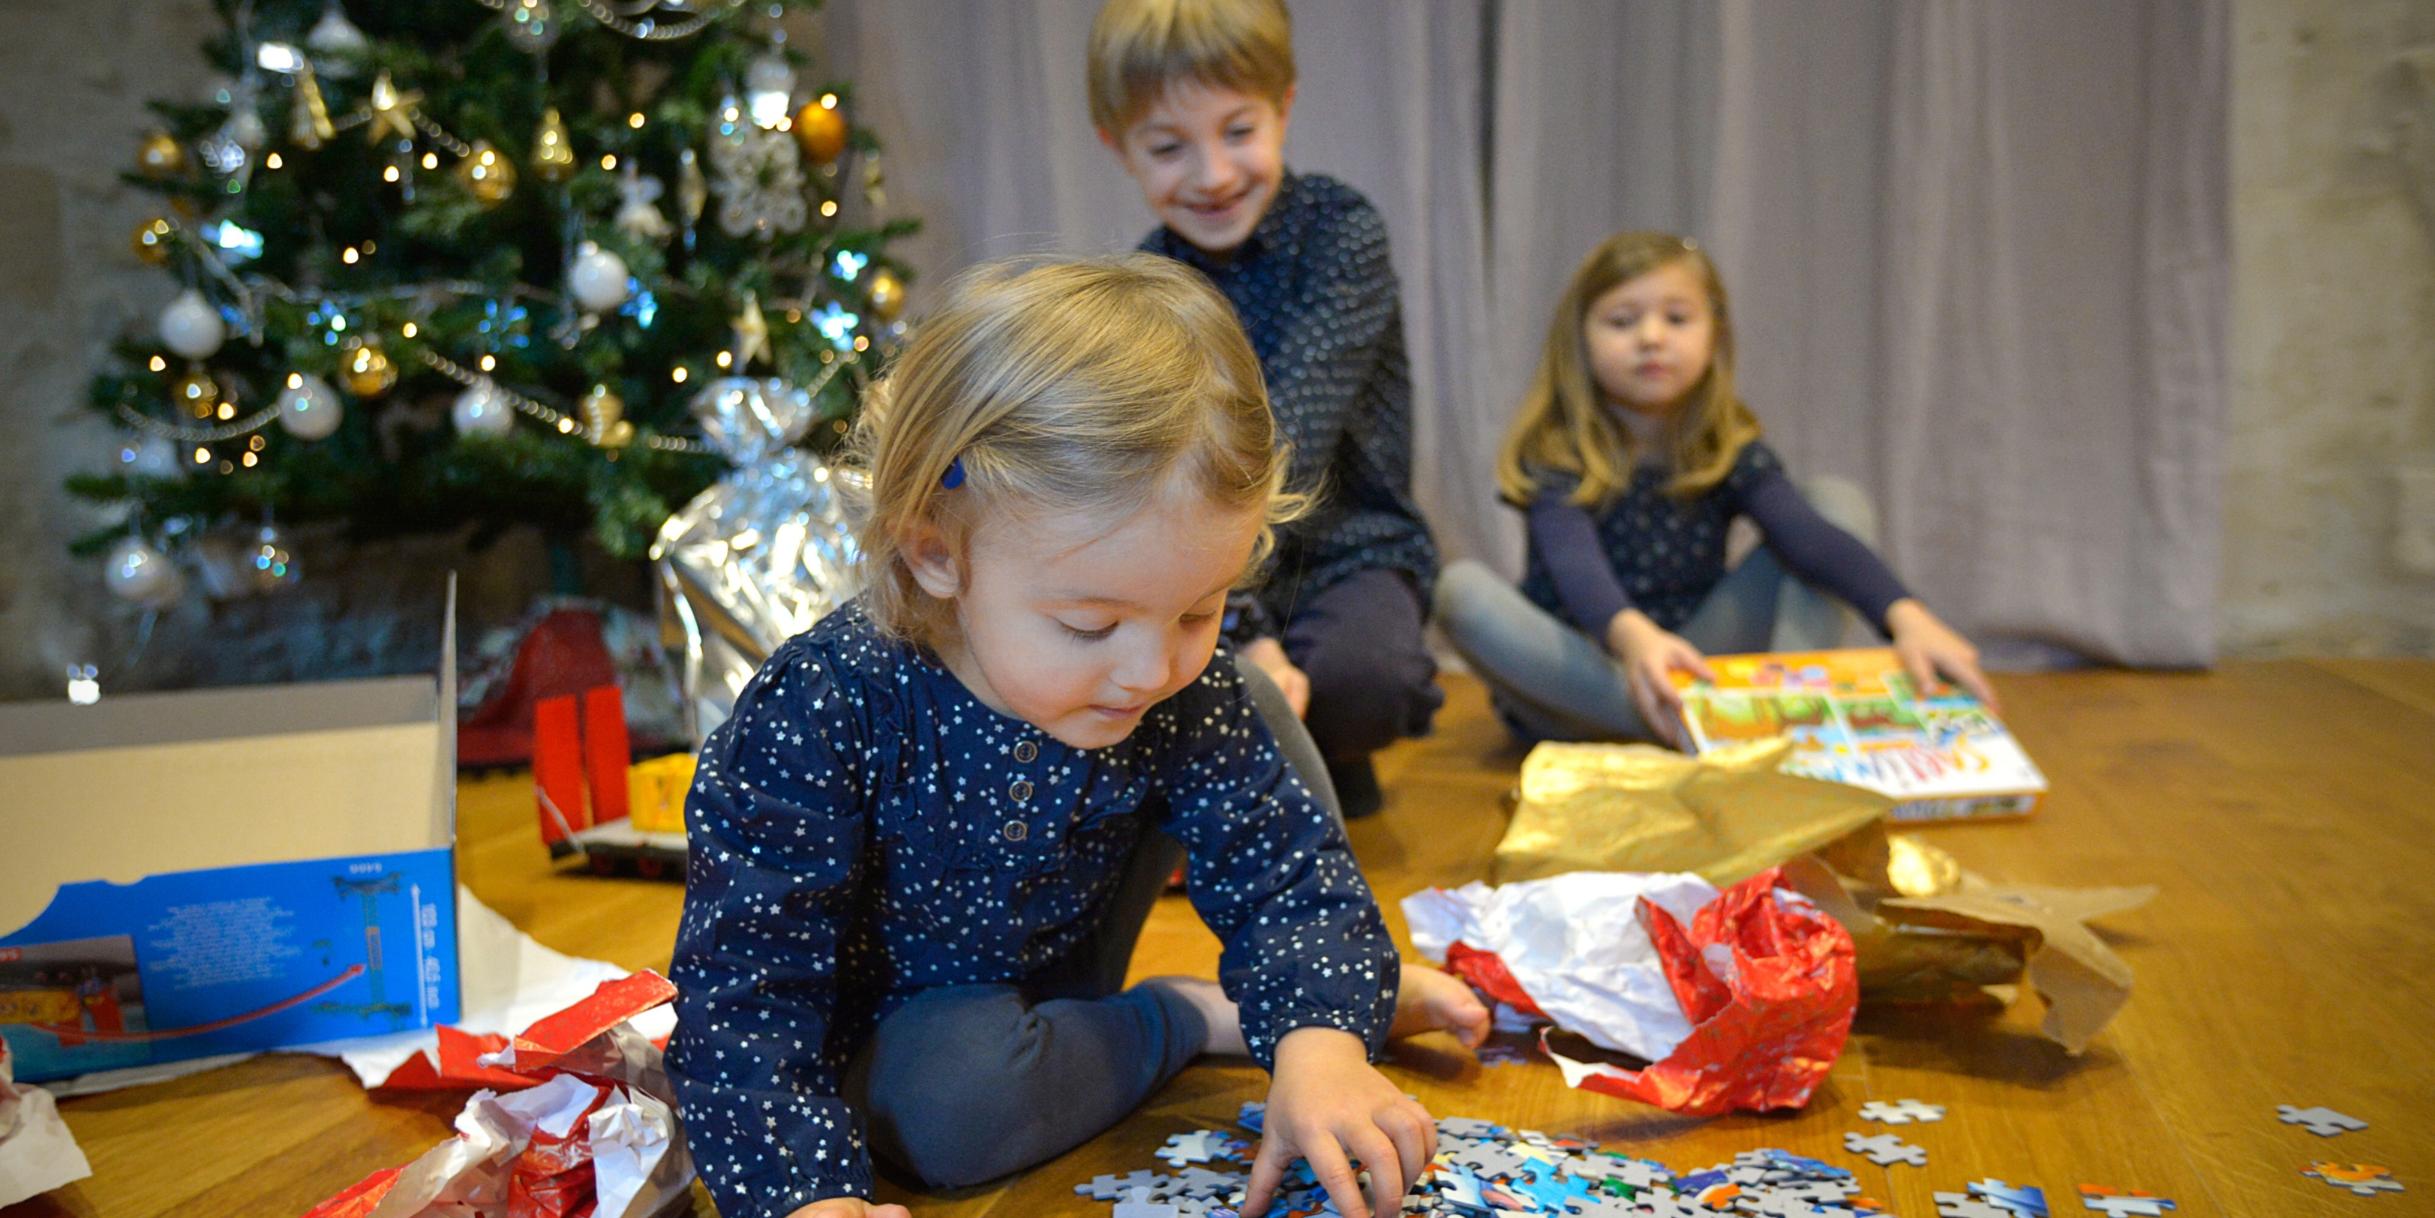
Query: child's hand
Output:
[[1243, 1028, 1435, 1218], [784, 1200, 912, 1218], [1885, 599, 1998, 711], [1606, 611, 1713, 746], [1241, 636, 1312, 719]]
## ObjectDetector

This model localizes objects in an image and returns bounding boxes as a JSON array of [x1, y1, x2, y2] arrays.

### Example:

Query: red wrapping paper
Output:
[[1545, 868, 1857, 1114]]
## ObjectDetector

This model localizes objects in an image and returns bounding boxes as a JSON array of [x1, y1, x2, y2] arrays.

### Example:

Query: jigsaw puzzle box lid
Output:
[[0, 583, 463, 1083], [1668, 647, 2046, 823]]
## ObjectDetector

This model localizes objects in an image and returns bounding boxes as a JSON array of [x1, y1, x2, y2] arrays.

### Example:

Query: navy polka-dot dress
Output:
[[665, 601, 1397, 1212], [1143, 172, 1438, 639]]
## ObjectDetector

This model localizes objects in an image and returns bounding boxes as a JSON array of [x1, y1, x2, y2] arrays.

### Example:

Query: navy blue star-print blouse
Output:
[[1143, 172, 1439, 639], [665, 601, 1398, 1214], [1518, 441, 1912, 637]]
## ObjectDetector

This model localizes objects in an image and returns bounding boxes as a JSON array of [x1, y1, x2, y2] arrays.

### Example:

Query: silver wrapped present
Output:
[[652, 376, 861, 745]]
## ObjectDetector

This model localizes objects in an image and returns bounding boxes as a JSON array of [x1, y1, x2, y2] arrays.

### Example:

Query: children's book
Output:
[[1668, 648, 2044, 822]]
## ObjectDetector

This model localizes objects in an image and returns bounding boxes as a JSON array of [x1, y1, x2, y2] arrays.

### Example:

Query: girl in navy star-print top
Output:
[[1437, 231, 1999, 746], [666, 255, 1487, 1218]]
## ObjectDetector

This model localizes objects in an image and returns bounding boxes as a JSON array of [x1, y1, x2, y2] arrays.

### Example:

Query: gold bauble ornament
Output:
[[455, 140, 517, 206], [867, 267, 906, 324], [531, 107, 577, 183], [171, 368, 222, 418], [137, 131, 189, 179], [580, 383, 635, 448], [133, 216, 179, 266], [340, 338, 398, 397], [792, 100, 847, 165]]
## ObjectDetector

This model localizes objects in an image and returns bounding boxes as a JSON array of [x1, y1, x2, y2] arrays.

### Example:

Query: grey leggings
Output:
[[842, 655, 1339, 1189], [1435, 477, 1877, 744]]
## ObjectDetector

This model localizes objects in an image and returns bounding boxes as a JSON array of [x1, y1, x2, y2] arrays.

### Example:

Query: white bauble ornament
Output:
[[452, 377, 517, 437], [160, 290, 226, 359], [276, 372, 345, 440], [568, 243, 631, 312], [119, 434, 183, 478], [106, 537, 178, 604]]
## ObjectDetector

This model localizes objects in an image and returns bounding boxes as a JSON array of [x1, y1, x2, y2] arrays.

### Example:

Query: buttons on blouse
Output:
[[1013, 740, 1038, 763], [1001, 820, 1028, 843], [1009, 779, 1034, 802]]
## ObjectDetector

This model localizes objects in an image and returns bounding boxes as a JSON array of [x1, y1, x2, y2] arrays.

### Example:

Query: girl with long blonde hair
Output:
[[1438, 231, 1994, 744]]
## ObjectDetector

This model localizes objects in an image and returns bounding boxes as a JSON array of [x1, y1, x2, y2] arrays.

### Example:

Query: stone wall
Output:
[[2224, 0, 2435, 655]]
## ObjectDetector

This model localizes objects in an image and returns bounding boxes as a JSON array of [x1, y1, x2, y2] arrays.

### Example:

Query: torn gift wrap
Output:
[[0, 1039, 92, 1208], [302, 972, 691, 1218], [1407, 868, 1858, 1115]]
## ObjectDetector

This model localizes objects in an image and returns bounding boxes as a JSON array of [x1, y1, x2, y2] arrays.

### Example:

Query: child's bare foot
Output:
[[1139, 975, 1248, 1056], [1391, 961, 1492, 1049]]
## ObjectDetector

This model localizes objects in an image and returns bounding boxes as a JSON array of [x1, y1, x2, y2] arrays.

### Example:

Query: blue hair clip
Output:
[[941, 456, 966, 489]]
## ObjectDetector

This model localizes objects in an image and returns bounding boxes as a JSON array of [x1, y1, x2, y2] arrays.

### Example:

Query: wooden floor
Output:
[[17, 660, 2435, 1218]]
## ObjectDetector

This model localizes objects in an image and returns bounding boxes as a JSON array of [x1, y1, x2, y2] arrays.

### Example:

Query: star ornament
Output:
[[367, 71, 424, 144], [730, 292, 771, 368]]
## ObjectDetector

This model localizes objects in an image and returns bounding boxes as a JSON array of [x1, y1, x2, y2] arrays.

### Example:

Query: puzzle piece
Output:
[[1844, 1132, 1927, 1168], [2303, 1162, 2405, 1198], [1157, 1129, 1233, 1168], [1857, 1098, 1947, 1125], [1935, 1192, 2018, 1218], [1081, 1170, 1175, 1201], [2278, 1104, 2368, 1138], [1114, 1187, 1182, 1218], [1968, 1179, 2050, 1218], [2076, 1184, 2177, 1217]]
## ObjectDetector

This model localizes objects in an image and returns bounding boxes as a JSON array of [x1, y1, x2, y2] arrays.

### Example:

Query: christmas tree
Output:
[[70, 0, 915, 608]]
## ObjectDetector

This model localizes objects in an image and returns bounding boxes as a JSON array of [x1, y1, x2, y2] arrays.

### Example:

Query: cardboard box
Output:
[[0, 587, 461, 1083]]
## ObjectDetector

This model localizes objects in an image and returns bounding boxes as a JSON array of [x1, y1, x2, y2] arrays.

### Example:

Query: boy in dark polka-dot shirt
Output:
[[1093, 0, 1442, 818], [666, 257, 1485, 1218]]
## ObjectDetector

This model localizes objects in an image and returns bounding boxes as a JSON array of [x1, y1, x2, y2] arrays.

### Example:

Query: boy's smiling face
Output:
[[1103, 78, 1293, 256]]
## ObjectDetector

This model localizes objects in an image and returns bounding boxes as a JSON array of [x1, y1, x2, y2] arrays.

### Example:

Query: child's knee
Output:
[[860, 988, 1042, 1187], [1433, 559, 1506, 641]]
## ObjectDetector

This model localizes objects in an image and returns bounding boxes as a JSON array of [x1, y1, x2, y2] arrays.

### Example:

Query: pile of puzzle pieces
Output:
[[1074, 1103, 2198, 1218]]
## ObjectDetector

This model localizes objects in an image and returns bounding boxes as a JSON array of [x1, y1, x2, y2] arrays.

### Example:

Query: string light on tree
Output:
[[133, 216, 178, 266]]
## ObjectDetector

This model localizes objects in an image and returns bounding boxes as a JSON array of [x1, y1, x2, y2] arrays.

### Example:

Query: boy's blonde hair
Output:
[[1496, 231, 1761, 509], [848, 253, 1297, 647], [1087, 0, 1295, 135]]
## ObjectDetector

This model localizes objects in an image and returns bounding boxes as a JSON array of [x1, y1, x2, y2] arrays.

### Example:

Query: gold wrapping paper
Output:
[[1495, 739, 1893, 886]]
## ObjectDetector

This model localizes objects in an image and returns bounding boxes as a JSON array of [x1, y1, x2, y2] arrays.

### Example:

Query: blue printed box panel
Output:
[[0, 846, 458, 1083]]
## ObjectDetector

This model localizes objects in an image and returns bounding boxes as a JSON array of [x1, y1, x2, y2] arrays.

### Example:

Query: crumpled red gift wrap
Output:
[[1541, 868, 1858, 1115], [301, 972, 690, 1218]]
